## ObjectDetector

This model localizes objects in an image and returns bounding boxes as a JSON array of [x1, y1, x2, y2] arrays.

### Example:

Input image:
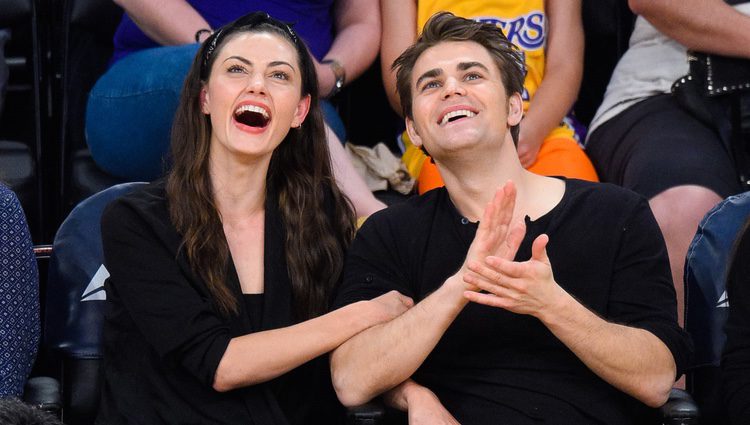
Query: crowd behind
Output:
[[1, 0, 749, 424]]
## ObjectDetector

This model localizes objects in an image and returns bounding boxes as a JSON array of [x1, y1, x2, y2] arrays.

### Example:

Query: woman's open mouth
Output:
[[234, 104, 271, 129]]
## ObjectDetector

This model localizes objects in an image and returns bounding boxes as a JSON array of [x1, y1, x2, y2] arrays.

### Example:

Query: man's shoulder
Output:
[[361, 188, 446, 233], [563, 178, 646, 210]]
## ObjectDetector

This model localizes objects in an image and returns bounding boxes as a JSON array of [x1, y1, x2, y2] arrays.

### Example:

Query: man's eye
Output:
[[465, 73, 482, 81], [422, 81, 440, 91]]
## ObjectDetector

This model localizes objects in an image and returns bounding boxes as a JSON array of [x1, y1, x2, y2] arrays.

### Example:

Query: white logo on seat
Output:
[[81, 264, 109, 302], [716, 290, 729, 308]]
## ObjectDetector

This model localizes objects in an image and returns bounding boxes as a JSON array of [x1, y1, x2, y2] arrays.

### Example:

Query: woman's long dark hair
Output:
[[166, 14, 355, 319]]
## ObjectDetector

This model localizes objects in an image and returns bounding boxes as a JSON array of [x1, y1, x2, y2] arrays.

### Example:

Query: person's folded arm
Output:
[[114, 0, 211, 46], [464, 234, 676, 407], [544, 299, 677, 407], [629, 0, 750, 58], [464, 198, 688, 407], [102, 200, 412, 393], [331, 183, 526, 406], [213, 290, 412, 392], [331, 273, 469, 406]]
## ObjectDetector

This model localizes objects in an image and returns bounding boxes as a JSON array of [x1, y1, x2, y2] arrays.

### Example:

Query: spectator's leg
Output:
[[321, 100, 347, 143], [587, 95, 741, 327], [326, 124, 386, 217], [85, 44, 199, 181], [649, 186, 722, 326]]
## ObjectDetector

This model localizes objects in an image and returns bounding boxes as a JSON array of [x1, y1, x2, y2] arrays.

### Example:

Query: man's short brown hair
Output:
[[393, 11, 526, 143]]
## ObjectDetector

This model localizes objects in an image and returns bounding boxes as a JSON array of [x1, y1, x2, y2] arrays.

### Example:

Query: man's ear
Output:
[[200, 87, 210, 115], [405, 116, 423, 148], [291, 94, 311, 128], [507, 92, 523, 127]]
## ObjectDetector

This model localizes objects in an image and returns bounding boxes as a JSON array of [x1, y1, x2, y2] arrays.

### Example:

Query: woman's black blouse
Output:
[[96, 181, 344, 425]]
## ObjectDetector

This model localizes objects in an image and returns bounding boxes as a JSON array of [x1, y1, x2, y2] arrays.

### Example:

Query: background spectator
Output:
[[0, 184, 39, 398], [380, 0, 598, 194], [85, 0, 386, 216], [585, 0, 750, 324]]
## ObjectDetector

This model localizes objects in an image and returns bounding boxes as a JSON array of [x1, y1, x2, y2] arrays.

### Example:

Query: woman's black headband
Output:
[[200, 11, 300, 79]]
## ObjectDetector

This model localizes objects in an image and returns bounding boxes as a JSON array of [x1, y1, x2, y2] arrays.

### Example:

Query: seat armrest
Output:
[[347, 401, 386, 425], [23, 376, 62, 416], [660, 388, 700, 425]]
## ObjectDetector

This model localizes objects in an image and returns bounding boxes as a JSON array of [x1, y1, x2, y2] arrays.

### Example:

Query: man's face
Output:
[[405, 40, 522, 160]]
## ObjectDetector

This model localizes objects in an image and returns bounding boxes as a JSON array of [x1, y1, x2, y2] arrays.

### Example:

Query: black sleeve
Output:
[[101, 200, 231, 387], [607, 198, 693, 377], [333, 212, 417, 309], [722, 226, 750, 424]]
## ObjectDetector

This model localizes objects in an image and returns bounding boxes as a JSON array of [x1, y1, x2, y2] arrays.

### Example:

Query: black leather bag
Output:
[[688, 51, 750, 96], [669, 0, 750, 187], [672, 52, 750, 187]]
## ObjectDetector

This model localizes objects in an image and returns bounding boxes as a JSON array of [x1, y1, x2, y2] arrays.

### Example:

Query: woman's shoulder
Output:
[[101, 180, 171, 234]]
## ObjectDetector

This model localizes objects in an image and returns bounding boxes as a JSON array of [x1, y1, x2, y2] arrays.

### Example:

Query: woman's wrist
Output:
[[343, 301, 380, 332]]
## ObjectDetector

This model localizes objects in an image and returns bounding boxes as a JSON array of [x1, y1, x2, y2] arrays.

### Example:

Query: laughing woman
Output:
[[96, 13, 412, 425]]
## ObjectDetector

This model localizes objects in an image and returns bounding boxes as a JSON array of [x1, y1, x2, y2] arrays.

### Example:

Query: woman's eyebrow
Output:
[[223, 56, 252, 65], [269, 60, 295, 70]]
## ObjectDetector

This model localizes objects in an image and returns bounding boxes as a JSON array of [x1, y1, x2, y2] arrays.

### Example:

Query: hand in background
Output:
[[516, 124, 544, 169]]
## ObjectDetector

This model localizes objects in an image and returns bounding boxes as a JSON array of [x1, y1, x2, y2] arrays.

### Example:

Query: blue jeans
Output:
[[86, 44, 346, 181]]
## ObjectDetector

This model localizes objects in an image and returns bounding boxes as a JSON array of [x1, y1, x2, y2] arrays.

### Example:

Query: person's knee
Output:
[[85, 44, 198, 180], [90, 44, 198, 96], [650, 185, 723, 230]]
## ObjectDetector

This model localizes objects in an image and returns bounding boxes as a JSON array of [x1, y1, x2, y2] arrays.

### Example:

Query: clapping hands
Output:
[[461, 181, 565, 318]]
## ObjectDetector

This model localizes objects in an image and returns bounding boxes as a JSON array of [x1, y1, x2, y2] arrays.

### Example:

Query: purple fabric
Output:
[[111, 0, 335, 63]]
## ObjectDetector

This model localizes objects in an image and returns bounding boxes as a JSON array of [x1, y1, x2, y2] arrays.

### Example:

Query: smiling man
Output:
[[330, 12, 692, 424]]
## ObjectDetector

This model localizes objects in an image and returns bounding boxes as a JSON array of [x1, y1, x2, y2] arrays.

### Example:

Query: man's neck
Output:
[[437, 144, 564, 223]]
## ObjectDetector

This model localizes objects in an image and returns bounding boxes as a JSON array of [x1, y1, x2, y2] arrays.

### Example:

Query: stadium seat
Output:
[[42, 182, 145, 424], [53, 0, 126, 222], [0, 0, 52, 242]]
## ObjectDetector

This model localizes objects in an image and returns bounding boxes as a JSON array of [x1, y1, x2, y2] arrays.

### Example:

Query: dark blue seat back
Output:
[[44, 182, 145, 359], [684, 190, 750, 423]]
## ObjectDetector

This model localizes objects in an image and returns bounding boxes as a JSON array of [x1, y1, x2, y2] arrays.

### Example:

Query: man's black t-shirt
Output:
[[335, 178, 692, 424]]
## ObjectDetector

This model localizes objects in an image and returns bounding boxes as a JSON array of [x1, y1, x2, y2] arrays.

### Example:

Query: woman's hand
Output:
[[363, 290, 414, 326]]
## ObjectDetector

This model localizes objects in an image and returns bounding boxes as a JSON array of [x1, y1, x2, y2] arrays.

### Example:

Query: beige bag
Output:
[[345, 142, 415, 194]]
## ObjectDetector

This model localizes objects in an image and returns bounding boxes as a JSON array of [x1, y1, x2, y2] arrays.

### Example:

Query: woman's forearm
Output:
[[213, 301, 378, 392]]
